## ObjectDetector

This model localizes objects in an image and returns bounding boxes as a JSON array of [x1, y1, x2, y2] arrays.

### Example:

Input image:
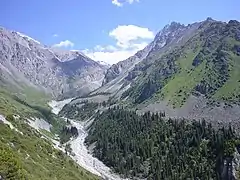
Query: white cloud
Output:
[[127, 0, 139, 4], [112, 0, 122, 6], [131, 42, 149, 49], [109, 25, 154, 49], [53, 34, 58, 37], [94, 45, 117, 52], [53, 40, 74, 48], [83, 48, 137, 65], [83, 25, 154, 65], [112, 0, 139, 7]]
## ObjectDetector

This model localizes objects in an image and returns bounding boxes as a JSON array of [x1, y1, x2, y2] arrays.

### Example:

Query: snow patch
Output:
[[48, 98, 73, 115], [27, 117, 52, 132], [16, 32, 41, 44]]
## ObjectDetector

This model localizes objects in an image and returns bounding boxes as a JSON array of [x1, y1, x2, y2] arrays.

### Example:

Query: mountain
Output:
[[0, 27, 108, 99], [0, 27, 103, 179], [121, 19, 240, 104], [94, 20, 202, 98], [64, 18, 240, 125], [59, 18, 240, 180]]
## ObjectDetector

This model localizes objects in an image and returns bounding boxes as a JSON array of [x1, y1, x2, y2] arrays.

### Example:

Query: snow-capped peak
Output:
[[16, 32, 41, 44]]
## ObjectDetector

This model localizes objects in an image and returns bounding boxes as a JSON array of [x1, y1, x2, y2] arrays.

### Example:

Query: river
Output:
[[49, 99, 126, 180]]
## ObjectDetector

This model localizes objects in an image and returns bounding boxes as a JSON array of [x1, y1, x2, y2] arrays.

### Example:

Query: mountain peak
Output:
[[50, 48, 91, 62], [228, 19, 240, 25], [151, 21, 187, 52], [162, 21, 185, 31], [169, 21, 184, 28], [155, 21, 185, 39], [206, 17, 215, 22]]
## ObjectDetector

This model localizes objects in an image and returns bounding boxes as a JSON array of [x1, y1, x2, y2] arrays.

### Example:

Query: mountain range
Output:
[[0, 27, 108, 99], [60, 18, 240, 180], [1, 17, 240, 180], [2, 18, 240, 113], [61, 18, 240, 125], [1, 18, 240, 136]]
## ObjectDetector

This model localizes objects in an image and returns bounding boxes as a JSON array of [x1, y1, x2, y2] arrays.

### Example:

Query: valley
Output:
[[58, 18, 240, 179], [49, 99, 126, 180], [1, 17, 240, 180]]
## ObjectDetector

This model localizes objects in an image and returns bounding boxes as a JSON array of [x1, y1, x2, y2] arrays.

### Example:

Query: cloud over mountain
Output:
[[83, 25, 154, 64]]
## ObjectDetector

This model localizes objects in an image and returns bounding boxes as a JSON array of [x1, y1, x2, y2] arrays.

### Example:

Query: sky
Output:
[[0, 0, 239, 64]]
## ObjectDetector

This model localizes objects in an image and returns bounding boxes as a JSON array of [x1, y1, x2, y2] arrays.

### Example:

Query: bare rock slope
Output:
[[0, 27, 108, 98]]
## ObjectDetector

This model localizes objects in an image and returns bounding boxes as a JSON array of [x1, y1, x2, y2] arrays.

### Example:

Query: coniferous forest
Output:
[[59, 125, 78, 144], [85, 107, 239, 179]]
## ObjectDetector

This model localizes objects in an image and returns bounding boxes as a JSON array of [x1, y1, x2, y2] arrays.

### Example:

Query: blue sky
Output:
[[0, 0, 239, 64]]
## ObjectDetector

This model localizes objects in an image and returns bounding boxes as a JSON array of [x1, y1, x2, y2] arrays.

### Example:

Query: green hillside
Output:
[[0, 117, 99, 180], [122, 20, 240, 107], [0, 83, 99, 179]]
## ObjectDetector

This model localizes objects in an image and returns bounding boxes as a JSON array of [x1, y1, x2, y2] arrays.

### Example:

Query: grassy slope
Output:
[[0, 83, 68, 133], [0, 85, 49, 117], [124, 20, 240, 108], [0, 121, 99, 180], [157, 51, 240, 107], [0, 84, 99, 179], [213, 52, 240, 102], [159, 50, 205, 107]]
